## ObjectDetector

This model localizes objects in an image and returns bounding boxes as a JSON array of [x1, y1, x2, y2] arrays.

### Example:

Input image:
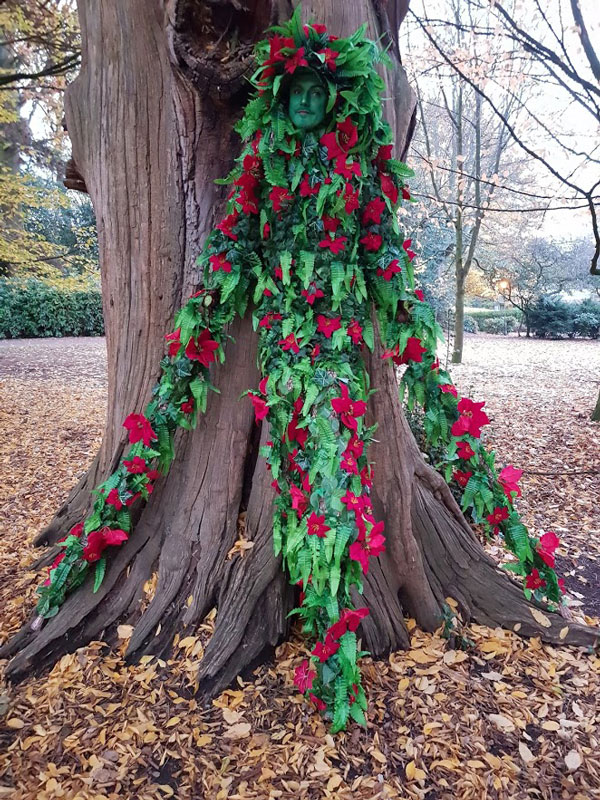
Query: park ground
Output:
[[0, 334, 599, 800]]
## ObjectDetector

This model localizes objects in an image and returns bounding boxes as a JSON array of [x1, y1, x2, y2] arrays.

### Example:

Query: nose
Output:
[[299, 90, 310, 108]]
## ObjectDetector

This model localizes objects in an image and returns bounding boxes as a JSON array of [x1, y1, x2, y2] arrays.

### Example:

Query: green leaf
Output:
[[93, 556, 107, 593], [349, 703, 367, 726]]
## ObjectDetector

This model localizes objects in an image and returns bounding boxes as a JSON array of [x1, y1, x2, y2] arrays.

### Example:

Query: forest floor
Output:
[[0, 334, 599, 800]]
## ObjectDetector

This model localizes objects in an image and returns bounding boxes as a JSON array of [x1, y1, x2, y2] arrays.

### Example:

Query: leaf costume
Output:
[[37, 12, 565, 731]]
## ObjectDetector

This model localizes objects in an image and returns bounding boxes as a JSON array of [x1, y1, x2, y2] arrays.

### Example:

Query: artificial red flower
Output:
[[331, 382, 367, 432], [294, 660, 316, 693], [349, 525, 386, 574], [311, 343, 321, 364], [147, 469, 161, 481], [287, 415, 308, 449], [558, 578, 566, 593], [322, 214, 340, 233], [498, 465, 523, 500], [307, 513, 330, 538], [334, 157, 361, 179], [124, 456, 147, 474], [301, 285, 325, 305], [377, 258, 401, 281], [258, 376, 268, 395], [453, 470, 472, 488], [299, 173, 321, 197], [403, 239, 416, 262], [309, 693, 327, 711], [344, 436, 364, 458], [82, 526, 128, 563], [318, 235, 347, 254], [316, 314, 342, 338], [125, 492, 141, 507], [380, 173, 399, 205], [264, 35, 295, 66], [341, 490, 370, 517], [165, 328, 182, 357], [342, 183, 360, 213], [525, 568, 546, 591], [209, 253, 232, 273], [374, 144, 393, 170], [320, 118, 358, 160], [290, 484, 308, 517], [451, 397, 490, 439], [440, 383, 458, 397], [402, 186, 411, 201], [360, 465, 374, 488], [249, 393, 269, 422], [456, 441, 475, 460], [312, 636, 340, 662], [278, 333, 301, 354], [185, 329, 219, 367], [123, 413, 157, 446], [262, 222, 270, 239], [106, 489, 123, 511], [414, 288, 424, 301], [486, 506, 509, 527], [180, 399, 194, 415], [269, 186, 292, 212], [285, 46, 308, 74], [341, 452, 359, 475], [216, 211, 239, 241], [537, 531, 560, 567], [318, 47, 339, 70], [382, 337, 427, 365], [66, 522, 84, 540], [44, 550, 66, 584], [258, 311, 283, 329], [360, 232, 383, 252], [342, 606, 370, 632], [362, 196, 386, 226], [347, 319, 363, 345]]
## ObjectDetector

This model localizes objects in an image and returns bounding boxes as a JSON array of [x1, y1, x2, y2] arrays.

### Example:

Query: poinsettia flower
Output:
[[453, 469, 472, 488], [147, 469, 161, 481], [299, 174, 321, 197], [278, 333, 301, 353], [342, 183, 360, 213], [312, 635, 340, 662], [322, 214, 340, 233], [123, 456, 147, 474], [360, 232, 383, 252], [341, 452, 359, 475], [320, 118, 358, 160], [307, 513, 330, 538], [334, 156, 361, 179], [82, 526, 128, 563], [216, 211, 239, 240], [403, 239, 416, 262], [347, 319, 363, 345], [360, 464, 373, 488], [486, 506, 509, 527], [456, 441, 475, 460], [258, 377, 268, 395], [258, 311, 283, 329], [269, 186, 292, 212], [318, 47, 339, 70], [294, 660, 316, 693], [498, 465, 523, 500], [249, 393, 268, 422], [264, 34, 295, 66], [451, 397, 490, 439], [287, 415, 308, 449], [285, 46, 308, 74], [309, 692, 327, 711], [344, 435, 364, 458], [310, 343, 321, 365], [165, 328, 182, 357], [525, 568, 546, 590], [414, 288, 424, 301], [180, 399, 194, 415], [377, 259, 401, 281], [316, 314, 342, 338], [537, 531, 560, 567], [125, 492, 141, 507], [374, 144, 393, 171], [318, 235, 347, 254], [349, 526, 386, 574], [342, 606, 370, 632], [331, 382, 367, 431], [440, 383, 458, 397], [362, 197, 386, 226], [301, 285, 325, 305], [123, 413, 157, 446], [402, 186, 411, 200], [235, 190, 259, 215], [185, 329, 219, 367], [106, 489, 123, 511], [382, 337, 427, 365], [290, 484, 308, 517], [341, 490, 370, 517], [262, 222, 270, 239], [380, 173, 399, 205], [209, 253, 231, 274]]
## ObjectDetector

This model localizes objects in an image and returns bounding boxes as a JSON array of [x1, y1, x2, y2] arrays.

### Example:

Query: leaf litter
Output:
[[0, 334, 599, 799]]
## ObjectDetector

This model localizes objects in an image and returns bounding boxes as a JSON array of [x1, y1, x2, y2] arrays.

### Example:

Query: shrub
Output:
[[573, 312, 600, 339], [465, 308, 522, 322], [478, 316, 517, 334], [0, 278, 104, 339], [528, 297, 574, 338], [463, 315, 479, 333]]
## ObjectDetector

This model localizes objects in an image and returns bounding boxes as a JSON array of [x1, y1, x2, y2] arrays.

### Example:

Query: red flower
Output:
[[269, 186, 292, 212], [165, 328, 182, 357], [209, 253, 232, 273], [318, 47, 339, 70], [525, 568, 546, 591], [216, 211, 239, 241], [180, 399, 194, 415], [362, 197, 386, 226], [374, 144, 393, 171], [456, 441, 475, 460], [299, 174, 321, 197], [322, 214, 340, 233], [360, 232, 383, 252], [453, 469, 472, 488], [344, 436, 364, 458], [185, 329, 219, 367], [309, 693, 327, 711], [377, 259, 401, 281], [318, 235, 347, 254], [341, 490, 370, 517], [301, 285, 325, 305], [334, 157, 361, 179], [307, 513, 330, 538], [264, 35, 295, 66], [258, 311, 283, 329], [258, 377, 268, 395], [106, 489, 123, 511], [312, 636, 340, 662], [290, 484, 308, 517], [440, 383, 458, 397], [66, 522, 84, 540], [320, 118, 358, 160], [82, 526, 128, 563], [498, 465, 523, 501], [285, 46, 308, 74], [341, 452, 359, 475], [311, 343, 321, 365], [383, 337, 427, 365], [294, 660, 316, 693], [342, 606, 369, 632], [249, 393, 269, 422], [451, 397, 490, 439], [331, 382, 367, 431], [279, 333, 301, 354], [347, 319, 363, 345], [123, 413, 157, 446], [147, 469, 161, 480], [342, 183, 360, 213], [124, 456, 147, 474], [486, 506, 509, 527], [558, 578, 566, 594], [380, 173, 399, 205], [349, 525, 386, 574], [262, 222, 270, 239], [403, 239, 416, 262], [316, 314, 342, 338], [537, 531, 560, 568], [402, 186, 411, 200], [287, 415, 308, 449]]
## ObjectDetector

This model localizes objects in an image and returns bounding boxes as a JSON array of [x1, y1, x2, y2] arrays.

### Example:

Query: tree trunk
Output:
[[2, 0, 597, 685], [592, 387, 600, 422]]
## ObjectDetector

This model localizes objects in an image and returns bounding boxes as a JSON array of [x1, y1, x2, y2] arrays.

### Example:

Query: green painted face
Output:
[[288, 70, 328, 131]]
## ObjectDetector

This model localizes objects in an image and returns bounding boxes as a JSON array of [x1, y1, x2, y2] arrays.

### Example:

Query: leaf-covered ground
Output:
[[0, 333, 599, 800]]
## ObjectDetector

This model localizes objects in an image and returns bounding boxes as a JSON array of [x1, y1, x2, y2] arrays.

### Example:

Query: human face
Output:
[[288, 71, 327, 131]]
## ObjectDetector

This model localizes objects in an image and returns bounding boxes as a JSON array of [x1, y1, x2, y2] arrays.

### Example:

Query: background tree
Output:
[[2, 0, 596, 691]]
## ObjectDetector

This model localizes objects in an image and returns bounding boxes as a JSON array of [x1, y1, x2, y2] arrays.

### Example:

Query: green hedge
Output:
[[529, 297, 600, 339], [0, 278, 104, 338], [464, 307, 523, 322]]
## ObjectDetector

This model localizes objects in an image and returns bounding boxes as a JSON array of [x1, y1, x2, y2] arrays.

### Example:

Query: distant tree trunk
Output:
[[592, 388, 600, 422], [2, 0, 596, 686]]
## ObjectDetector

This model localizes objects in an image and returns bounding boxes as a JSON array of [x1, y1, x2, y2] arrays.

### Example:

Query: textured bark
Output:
[[2, 0, 597, 685]]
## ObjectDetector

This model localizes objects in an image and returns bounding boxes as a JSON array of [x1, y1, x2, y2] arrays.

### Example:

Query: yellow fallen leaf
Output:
[[541, 720, 560, 731], [166, 716, 180, 727], [432, 759, 460, 771], [6, 719, 25, 729], [371, 749, 387, 764], [529, 607, 552, 628], [559, 626, 569, 640], [117, 624, 134, 639], [194, 734, 212, 746], [405, 761, 425, 780], [489, 714, 516, 733], [443, 650, 468, 665], [467, 760, 487, 769], [223, 722, 251, 739]]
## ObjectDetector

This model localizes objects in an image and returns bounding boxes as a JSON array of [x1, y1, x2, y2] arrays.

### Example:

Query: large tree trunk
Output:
[[2, 0, 597, 684]]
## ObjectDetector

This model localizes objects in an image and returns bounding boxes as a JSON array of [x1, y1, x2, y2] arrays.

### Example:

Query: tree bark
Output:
[[2, 0, 597, 685], [592, 387, 600, 422]]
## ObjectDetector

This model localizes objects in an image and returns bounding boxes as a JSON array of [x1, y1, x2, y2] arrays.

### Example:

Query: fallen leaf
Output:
[[223, 722, 251, 739], [519, 741, 535, 765], [564, 750, 582, 772]]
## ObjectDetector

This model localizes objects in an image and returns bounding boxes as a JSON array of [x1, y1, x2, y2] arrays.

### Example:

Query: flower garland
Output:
[[36, 10, 564, 731]]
